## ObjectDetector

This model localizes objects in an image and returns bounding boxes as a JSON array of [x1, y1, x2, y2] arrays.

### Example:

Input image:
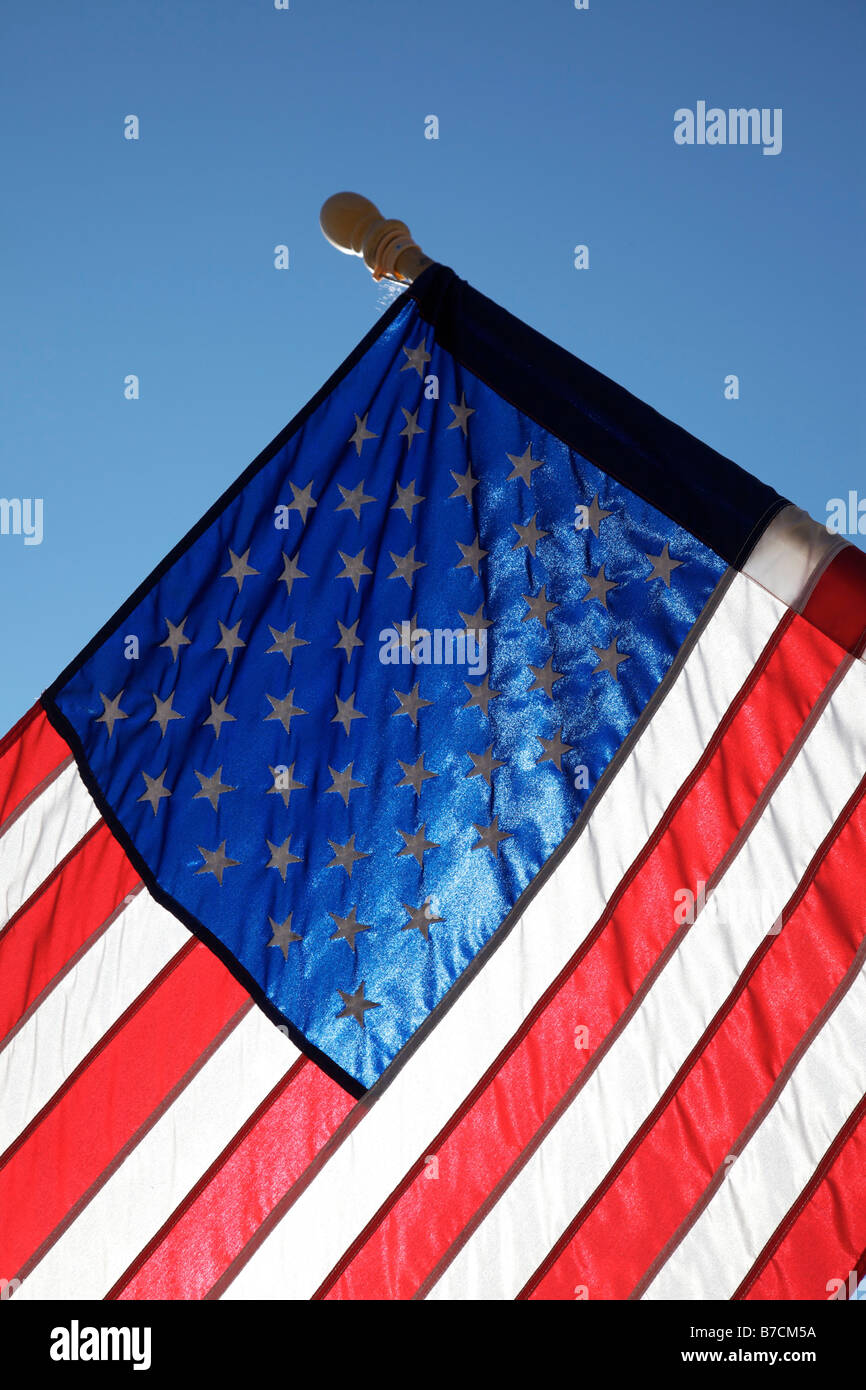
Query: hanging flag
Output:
[[2, 263, 865, 1302]]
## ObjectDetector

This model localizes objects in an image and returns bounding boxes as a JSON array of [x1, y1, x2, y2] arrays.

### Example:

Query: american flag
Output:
[[2, 264, 865, 1301]]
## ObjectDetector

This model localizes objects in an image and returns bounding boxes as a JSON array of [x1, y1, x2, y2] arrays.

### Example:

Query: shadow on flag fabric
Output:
[[2, 264, 866, 1301]]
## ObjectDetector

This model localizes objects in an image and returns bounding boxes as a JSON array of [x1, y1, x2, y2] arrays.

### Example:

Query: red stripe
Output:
[[801, 543, 866, 657], [523, 776, 866, 1299], [737, 1096, 866, 1301], [319, 609, 841, 1299], [0, 940, 248, 1279], [111, 1060, 355, 1300], [0, 822, 140, 1044], [0, 704, 70, 831]]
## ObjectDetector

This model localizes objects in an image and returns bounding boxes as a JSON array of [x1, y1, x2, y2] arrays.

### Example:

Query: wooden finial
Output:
[[319, 192, 433, 283]]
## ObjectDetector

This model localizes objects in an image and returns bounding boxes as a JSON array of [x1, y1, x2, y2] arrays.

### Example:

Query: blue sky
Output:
[[0, 0, 862, 732]]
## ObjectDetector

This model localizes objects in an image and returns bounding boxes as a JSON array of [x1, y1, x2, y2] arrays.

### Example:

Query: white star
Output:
[[506, 444, 544, 487], [214, 620, 246, 665], [645, 542, 683, 587], [96, 690, 127, 739], [137, 769, 171, 816], [221, 547, 259, 592], [349, 412, 378, 456], [447, 392, 475, 435], [400, 338, 431, 377], [399, 407, 425, 449], [287, 481, 317, 525]]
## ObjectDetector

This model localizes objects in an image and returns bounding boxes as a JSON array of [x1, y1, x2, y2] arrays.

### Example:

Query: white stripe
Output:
[[0, 889, 188, 1154], [642, 958, 866, 1300], [426, 654, 866, 1299], [744, 503, 843, 614], [0, 763, 99, 928], [221, 572, 785, 1299], [12, 1010, 298, 1299]]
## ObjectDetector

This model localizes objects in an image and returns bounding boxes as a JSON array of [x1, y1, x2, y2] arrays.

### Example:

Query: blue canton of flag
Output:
[[47, 269, 729, 1093]]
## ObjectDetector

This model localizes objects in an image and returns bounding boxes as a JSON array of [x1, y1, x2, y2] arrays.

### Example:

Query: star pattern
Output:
[[449, 463, 479, 502], [268, 763, 304, 807], [71, 299, 720, 1094], [465, 744, 504, 786], [506, 443, 544, 487], [336, 981, 381, 1027], [194, 765, 236, 811], [396, 753, 437, 795], [393, 681, 432, 725], [336, 480, 376, 520], [447, 393, 475, 435], [214, 620, 245, 665], [578, 494, 614, 537], [391, 479, 425, 521], [349, 414, 377, 456], [265, 690, 307, 735], [332, 691, 366, 736], [402, 899, 444, 941], [391, 611, 422, 656], [456, 534, 488, 577], [471, 817, 513, 858], [337, 548, 372, 591], [522, 584, 558, 628], [334, 619, 363, 664], [388, 546, 426, 588], [512, 513, 549, 556], [400, 338, 431, 377], [329, 906, 372, 952], [463, 675, 500, 718], [645, 542, 683, 587], [397, 823, 439, 866], [326, 762, 365, 807], [326, 834, 371, 878], [458, 603, 492, 633], [196, 841, 239, 885], [96, 689, 127, 739], [266, 623, 308, 663], [222, 548, 259, 592], [591, 637, 631, 682], [528, 657, 564, 698], [268, 913, 301, 959], [266, 836, 301, 880], [582, 563, 618, 609], [138, 769, 171, 816], [160, 618, 191, 662], [279, 551, 308, 595], [399, 408, 425, 449], [288, 481, 317, 525], [203, 696, 236, 740], [150, 690, 184, 738], [535, 728, 574, 770]]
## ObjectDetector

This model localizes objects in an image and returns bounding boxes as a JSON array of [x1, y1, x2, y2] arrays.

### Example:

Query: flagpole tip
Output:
[[319, 192, 432, 283]]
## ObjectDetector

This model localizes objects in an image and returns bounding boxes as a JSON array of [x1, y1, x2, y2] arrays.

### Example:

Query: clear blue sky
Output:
[[1, 0, 862, 733]]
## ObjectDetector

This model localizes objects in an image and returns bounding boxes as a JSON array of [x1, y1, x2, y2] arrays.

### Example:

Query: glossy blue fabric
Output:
[[51, 290, 726, 1090]]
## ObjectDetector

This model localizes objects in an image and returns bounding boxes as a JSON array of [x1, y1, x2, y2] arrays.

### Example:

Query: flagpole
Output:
[[319, 193, 433, 284]]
